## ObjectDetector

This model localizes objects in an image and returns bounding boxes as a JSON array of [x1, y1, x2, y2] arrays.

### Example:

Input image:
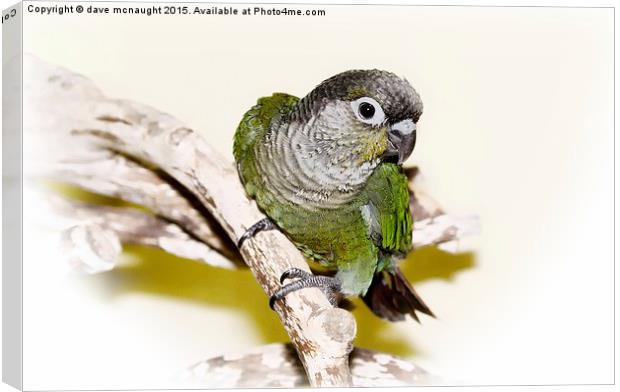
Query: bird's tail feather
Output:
[[361, 268, 435, 322]]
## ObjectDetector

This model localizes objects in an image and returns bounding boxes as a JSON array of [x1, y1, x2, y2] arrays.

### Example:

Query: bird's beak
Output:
[[385, 119, 417, 165]]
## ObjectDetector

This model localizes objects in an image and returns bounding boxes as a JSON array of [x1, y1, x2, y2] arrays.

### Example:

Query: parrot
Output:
[[233, 69, 434, 322]]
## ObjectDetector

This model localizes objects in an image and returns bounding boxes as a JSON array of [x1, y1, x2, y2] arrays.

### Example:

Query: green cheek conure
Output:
[[233, 70, 434, 322]]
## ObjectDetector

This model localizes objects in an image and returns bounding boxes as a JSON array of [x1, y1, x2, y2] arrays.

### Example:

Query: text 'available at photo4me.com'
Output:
[[21, 3, 327, 17]]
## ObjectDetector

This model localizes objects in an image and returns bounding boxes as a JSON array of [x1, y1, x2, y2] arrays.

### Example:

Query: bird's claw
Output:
[[279, 267, 311, 283], [269, 294, 279, 310], [237, 218, 277, 248], [269, 268, 342, 310]]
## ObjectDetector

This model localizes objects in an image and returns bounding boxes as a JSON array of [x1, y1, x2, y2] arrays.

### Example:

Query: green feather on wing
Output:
[[365, 163, 413, 257], [362, 163, 434, 321]]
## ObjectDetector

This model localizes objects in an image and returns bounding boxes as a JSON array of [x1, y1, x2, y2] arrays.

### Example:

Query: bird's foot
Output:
[[237, 218, 277, 248], [269, 268, 342, 309]]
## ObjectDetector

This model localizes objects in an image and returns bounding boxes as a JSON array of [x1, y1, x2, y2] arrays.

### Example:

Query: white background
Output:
[[1, 0, 616, 390]]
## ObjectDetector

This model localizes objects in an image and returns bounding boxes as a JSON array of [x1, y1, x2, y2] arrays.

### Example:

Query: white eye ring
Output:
[[350, 97, 386, 126]]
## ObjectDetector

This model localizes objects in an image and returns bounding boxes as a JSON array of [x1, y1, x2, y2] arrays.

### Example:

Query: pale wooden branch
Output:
[[181, 343, 438, 388], [49, 194, 237, 270], [407, 167, 480, 252], [60, 223, 123, 274], [51, 151, 242, 264]]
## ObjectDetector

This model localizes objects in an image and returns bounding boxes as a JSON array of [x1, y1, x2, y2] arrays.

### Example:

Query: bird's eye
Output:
[[359, 102, 375, 119], [351, 97, 386, 126]]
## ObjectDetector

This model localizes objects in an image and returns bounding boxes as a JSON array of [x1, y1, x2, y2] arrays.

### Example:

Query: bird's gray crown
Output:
[[293, 69, 423, 124]]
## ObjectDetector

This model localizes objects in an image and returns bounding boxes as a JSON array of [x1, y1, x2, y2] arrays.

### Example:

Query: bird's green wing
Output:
[[233, 93, 299, 198], [361, 163, 434, 321], [364, 163, 413, 261]]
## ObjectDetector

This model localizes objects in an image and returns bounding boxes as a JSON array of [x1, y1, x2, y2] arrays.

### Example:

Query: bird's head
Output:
[[292, 69, 423, 168]]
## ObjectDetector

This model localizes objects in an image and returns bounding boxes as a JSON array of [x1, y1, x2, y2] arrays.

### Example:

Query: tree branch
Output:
[[49, 194, 237, 271], [406, 167, 479, 252], [47, 144, 241, 265]]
